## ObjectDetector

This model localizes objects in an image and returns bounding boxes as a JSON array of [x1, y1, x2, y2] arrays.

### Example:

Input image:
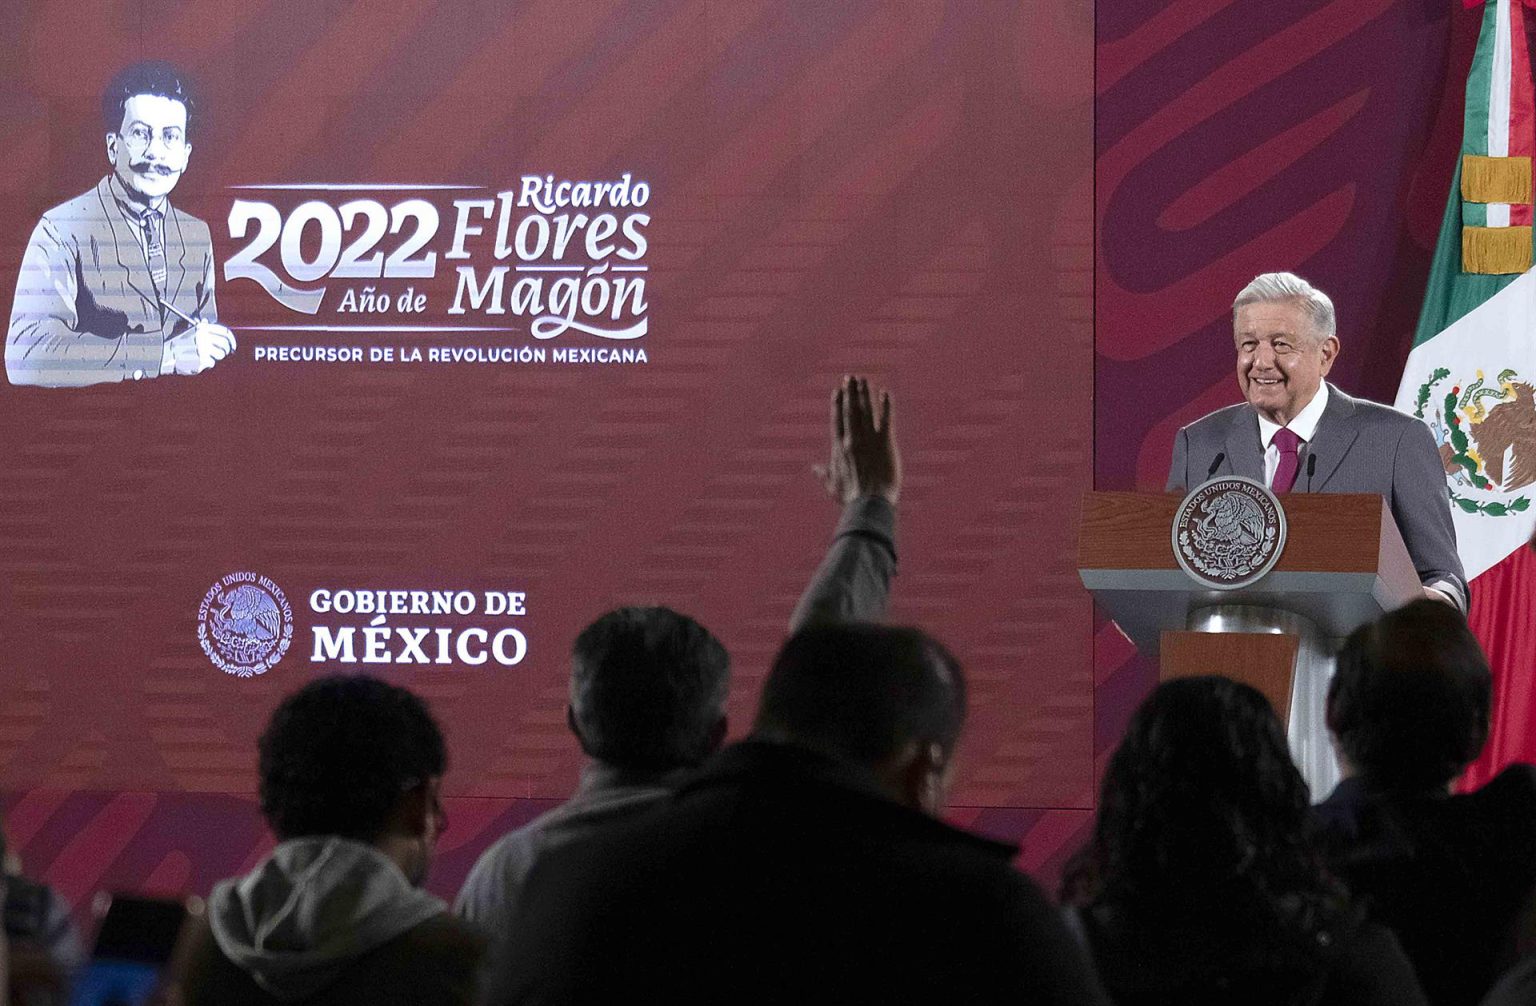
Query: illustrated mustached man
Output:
[[6, 60, 236, 387]]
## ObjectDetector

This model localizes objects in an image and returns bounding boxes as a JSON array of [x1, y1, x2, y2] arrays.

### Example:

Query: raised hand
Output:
[[817, 375, 900, 506]]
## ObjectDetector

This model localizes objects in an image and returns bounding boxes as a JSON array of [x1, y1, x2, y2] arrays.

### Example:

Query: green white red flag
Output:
[[1395, 0, 1536, 784]]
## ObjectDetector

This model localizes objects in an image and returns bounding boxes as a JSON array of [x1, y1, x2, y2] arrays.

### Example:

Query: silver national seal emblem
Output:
[[198, 572, 294, 677], [1172, 476, 1287, 589]]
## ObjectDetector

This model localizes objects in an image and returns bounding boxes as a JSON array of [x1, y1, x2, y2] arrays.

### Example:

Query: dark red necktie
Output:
[[1272, 427, 1302, 494]]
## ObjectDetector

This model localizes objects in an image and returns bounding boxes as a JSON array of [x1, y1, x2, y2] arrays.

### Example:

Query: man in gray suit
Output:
[[6, 60, 235, 388], [1167, 272, 1466, 611]]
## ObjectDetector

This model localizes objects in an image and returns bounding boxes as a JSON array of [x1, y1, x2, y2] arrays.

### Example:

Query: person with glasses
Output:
[[6, 60, 236, 387]]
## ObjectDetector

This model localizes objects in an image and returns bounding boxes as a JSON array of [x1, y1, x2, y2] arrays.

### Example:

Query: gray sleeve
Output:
[[1390, 419, 1468, 611], [1166, 427, 1191, 493], [453, 834, 534, 941], [788, 496, 897, 631], [5, 216, 153, 387]]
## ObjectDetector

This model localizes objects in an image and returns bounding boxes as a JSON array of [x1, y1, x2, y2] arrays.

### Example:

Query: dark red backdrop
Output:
[[0, 0, 1095, 911]]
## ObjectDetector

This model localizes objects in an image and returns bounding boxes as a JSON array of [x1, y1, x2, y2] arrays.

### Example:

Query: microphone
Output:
[[1306, 453, 1316, 490], [1206, 452, 1225, 479]]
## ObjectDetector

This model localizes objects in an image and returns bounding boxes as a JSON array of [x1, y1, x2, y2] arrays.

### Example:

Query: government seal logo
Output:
[[198, 572, 293, 677], [1172, 477, 1287, 589], [1414, 367, 1535, 518]]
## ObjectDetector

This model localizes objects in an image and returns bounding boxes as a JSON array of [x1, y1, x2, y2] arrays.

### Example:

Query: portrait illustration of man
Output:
[[6, 60, 235, 388]]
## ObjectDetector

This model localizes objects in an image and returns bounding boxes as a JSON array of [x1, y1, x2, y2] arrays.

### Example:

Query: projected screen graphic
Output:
[[0, 1, 1093, 843]]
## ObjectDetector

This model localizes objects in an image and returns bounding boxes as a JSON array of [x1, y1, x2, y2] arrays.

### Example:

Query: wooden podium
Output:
[[1077, 491, 1423, 792]]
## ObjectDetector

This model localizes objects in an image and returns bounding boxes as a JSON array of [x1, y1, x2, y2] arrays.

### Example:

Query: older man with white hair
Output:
[[1168, 271, 1466, 609], [1167, 273, 1467, 796]]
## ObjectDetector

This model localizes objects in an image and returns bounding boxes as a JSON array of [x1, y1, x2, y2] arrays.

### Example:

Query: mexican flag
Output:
[[1394, 0, 1536, 786]]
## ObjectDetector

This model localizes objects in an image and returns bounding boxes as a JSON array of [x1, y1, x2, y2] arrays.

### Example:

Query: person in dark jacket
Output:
[[479, 622, 1111, 1006], [1063, 676, 1427, 1006], [174, 676, 486, 1006], [1314, 599, 1536, 1006]]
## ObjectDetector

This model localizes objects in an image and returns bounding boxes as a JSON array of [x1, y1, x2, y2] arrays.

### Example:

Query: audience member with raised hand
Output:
[[793, 374, 901, 629], [1315, 600, 1536, 1006], [456, 374, 901, 943], [454, 376, 897, 946], [479, 623, 1110, 1005], [1062, 677, 1427, 1006], [174, 676, 485, 1006]]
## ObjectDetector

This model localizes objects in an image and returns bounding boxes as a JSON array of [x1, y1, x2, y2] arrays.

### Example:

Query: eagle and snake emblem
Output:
[[1174, 478, 1284, 588], [1416, 368, 1535, 518], [209, 584, 284, 665], [198, 574, 293, 676]]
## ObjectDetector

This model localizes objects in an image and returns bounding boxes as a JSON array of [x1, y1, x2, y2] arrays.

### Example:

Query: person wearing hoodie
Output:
[[174, 675, 484, 1006]]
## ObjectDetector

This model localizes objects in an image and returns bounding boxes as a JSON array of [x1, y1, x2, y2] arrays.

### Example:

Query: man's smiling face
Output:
[[1234, 299, 1339, 426], [106, 94, 190, 206]]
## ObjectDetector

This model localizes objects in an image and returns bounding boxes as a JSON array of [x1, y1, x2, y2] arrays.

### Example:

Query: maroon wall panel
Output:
[[0, 0, 1094, 904]]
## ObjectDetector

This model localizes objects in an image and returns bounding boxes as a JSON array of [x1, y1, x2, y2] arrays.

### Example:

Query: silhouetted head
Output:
[[569, 607, 731, 771], [258, 675, 447, 883], [1328, 599, 1491, 791], [754, 623, 965, 813], [1064, 676, 1326, 912]]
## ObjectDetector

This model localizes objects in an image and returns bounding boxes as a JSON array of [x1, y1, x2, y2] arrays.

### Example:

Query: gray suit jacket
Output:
[[6, 175, 217, 387], [1167, 383, 1467, 609]]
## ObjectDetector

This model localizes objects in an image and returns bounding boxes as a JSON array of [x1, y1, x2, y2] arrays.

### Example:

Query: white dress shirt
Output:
[[1256, 382, 1329, 489]]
